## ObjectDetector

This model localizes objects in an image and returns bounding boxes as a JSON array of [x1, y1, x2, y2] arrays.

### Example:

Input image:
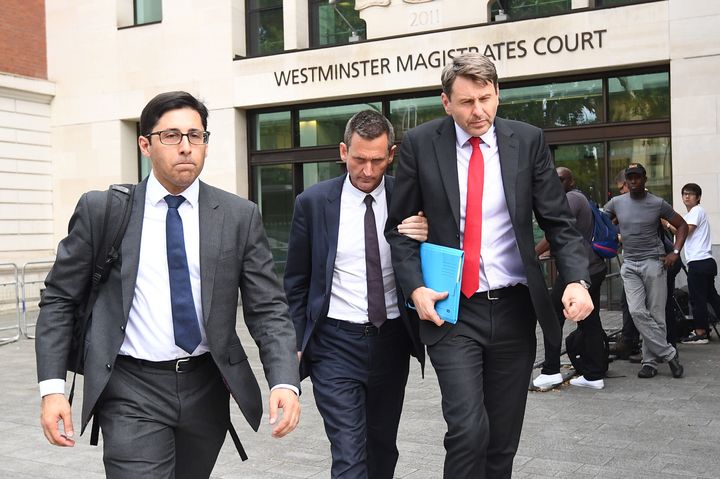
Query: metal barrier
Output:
[[0, 262, 21, 346], [21, 260, 54, 339]]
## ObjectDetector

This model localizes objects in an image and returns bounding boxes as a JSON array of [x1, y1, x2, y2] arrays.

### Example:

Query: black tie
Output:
[[364, 195, 387, 328], [165, 195, 202, 354]]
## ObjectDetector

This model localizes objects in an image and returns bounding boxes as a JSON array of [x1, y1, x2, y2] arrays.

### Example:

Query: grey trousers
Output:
[[621, 258, 677, 368], [97, 355, 230, 479]]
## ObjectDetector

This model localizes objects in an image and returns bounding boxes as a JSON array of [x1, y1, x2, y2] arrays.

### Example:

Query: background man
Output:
[[533, 167, 608, 390], [386, 53, 593, 478], [604, 163, 687, 379], [679, 182, 720, 344], [36, 91, 300, 478], [284, 110, 426, 478]]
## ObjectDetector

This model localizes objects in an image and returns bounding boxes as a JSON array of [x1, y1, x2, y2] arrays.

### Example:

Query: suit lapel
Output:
[[324, 175, 344, 293], [121, 179, 147, 321], [198, 182, 222, 324], [434, 117, 461, 231], [495, 118, 520, 223]]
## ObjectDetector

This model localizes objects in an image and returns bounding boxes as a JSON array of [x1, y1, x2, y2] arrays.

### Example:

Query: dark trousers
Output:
[[309, 317, 411, 479], [97, 354, 230, 479], [687, 258, 720, 331], [620, 259, 681, 346], [541, 268, 607, 381], [427, 285, 536, 479]]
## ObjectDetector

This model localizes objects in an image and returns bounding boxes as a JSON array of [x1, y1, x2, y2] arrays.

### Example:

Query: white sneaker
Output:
[[532, 373, 563, 389], [569, 376, 604, 390]]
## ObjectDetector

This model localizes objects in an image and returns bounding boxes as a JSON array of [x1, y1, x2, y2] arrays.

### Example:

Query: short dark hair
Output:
[[343, 110, 394, 151], [682, 183, 702, 198], [139, 91, 209, 138]]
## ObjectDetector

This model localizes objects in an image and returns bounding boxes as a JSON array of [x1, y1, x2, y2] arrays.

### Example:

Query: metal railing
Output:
[[20, 260, 54, 339], [0, 262, 21, 345]]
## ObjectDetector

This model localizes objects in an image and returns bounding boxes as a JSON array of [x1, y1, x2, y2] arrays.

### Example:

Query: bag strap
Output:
[[68, 184, 135, 407]]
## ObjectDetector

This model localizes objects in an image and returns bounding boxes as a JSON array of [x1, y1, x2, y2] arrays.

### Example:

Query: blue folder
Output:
[[418, 243, 464, 324]]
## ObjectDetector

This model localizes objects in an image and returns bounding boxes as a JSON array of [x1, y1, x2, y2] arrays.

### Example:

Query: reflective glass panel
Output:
[[248, 0, 284, 56], [608, 72, 669, 122], [298, 103, 381, 147], [389, 96, 446, 141], [609, 137, 671, 201], [135, 0, 161, 24], [255, 111, 292, 151], [303, 161, 345, 189], [552, 143, 605, 204], [252, 164, 293, 276], [310, 0, 366, 46], [490, 0, 570, 21], [499, 80, 604, 128]]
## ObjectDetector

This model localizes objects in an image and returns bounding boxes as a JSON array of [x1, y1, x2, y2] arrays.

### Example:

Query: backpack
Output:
[[66, 184, 135, 393], [565, 328, 609, 377], [588, 199, 620, 258]]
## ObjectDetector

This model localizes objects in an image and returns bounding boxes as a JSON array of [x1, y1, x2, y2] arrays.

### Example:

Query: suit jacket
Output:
[[385, 116, 590, 347], [36, 178, 300, 434], [283, 174, 425, 380]]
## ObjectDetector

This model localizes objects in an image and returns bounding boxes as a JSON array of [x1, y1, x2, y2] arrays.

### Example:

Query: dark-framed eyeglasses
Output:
[[146, 129, 210, 145]]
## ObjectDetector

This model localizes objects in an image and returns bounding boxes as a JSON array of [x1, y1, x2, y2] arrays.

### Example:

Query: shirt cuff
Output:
[[39, 379, 66, 398], [271, 384, 299, 396]]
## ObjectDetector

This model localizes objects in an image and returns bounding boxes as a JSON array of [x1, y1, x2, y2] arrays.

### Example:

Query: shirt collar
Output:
[[454, 122, 497, 150], [147, 171, 200, 208], [343, 174, 386, 205]]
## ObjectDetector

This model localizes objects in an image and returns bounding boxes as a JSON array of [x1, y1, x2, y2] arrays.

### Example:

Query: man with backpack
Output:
[[36, 91, 301, 478], [604, 163, 688, 379], [533, 167, 609, 390]]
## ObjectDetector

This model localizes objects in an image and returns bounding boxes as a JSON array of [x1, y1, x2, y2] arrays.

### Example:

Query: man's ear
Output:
[[138, 135, 151, 157], [339, 142, 348, 163]]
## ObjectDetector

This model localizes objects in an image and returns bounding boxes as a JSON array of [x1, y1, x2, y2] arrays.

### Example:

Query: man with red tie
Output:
[[385, 53, 594, 479]]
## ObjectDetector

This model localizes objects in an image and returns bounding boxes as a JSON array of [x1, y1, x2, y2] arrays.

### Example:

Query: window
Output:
[[298, 103, 380, 147], [389, 95, 445, 141], [608, 72, 669, 122], [491, 0, 570, 21], [609, 137, 671, 201], [255, 111, 292, 150], [134, 0, 161, 25], [310, 0, 367, 47], [247, 0, 284, 56], [499, 80, 603, 128]]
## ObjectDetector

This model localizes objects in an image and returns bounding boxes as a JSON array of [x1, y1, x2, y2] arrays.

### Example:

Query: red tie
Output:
[[461, 137, 484, 298]]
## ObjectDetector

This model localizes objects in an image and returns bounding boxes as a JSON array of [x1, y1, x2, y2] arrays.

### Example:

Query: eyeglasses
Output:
[[146, 129, 210, 145]]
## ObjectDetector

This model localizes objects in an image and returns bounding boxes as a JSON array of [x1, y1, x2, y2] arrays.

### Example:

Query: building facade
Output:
[[35, 0, 720, 274], [0, 0, 55, 261]]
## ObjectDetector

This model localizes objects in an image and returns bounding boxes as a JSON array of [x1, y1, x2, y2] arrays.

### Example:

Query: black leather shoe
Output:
[[637, 365, 657, 378], [668, 356, 684, 378]]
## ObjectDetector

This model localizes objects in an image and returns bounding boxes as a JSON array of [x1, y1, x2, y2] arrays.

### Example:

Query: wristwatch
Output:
[[673, 249, 681, 255], [573, 280, 590, 289]]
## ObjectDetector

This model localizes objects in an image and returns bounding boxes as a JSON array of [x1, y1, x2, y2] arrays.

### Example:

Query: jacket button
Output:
[[105, 364, 111, 370], [120, 325, 125, 332]]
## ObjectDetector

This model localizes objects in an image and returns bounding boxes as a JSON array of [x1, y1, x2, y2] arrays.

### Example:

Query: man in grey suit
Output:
[[36, 91, 300, 479], [385, 53, 593, 478]]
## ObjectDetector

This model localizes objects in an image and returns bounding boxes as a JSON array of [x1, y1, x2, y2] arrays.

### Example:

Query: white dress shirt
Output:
[[120, 173, 208, 360], [327, 175, 401, 323], [455, 122, 527, 292]]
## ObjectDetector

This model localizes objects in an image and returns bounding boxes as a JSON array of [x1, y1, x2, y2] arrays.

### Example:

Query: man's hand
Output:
[[268, 388, 300, 438], [40, 393, 75, 447], [561, 283, 594, 322], [663, 252, 680, 268], [410, 286, 448, 326], [397, 211, 428, 242]]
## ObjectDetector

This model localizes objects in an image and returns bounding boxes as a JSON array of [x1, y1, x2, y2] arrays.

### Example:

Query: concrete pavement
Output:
[[2, 310, 720, 478]]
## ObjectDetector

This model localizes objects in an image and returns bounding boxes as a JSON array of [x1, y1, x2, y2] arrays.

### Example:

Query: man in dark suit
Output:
[[36, 91, 300, 479], [385, 53, 594, 478], [284, 110, 426, 478]]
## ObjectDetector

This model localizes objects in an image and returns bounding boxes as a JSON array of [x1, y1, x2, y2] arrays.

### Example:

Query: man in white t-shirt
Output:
[[680, 183, 720, 344]]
